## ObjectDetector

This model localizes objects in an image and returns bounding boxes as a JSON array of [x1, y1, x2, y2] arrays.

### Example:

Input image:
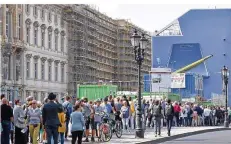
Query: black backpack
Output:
[[64, 103, 70, 120]]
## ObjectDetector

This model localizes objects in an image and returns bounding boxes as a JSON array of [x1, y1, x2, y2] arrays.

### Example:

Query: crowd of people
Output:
[[1, 93, 230, 144]]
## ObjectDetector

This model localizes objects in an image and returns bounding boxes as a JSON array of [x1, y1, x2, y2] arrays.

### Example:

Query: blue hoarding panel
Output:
[[143, 74, 151, 92]]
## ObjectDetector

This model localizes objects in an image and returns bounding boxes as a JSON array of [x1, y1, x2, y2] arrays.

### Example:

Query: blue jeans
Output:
[[65, 119, 70, 138], [59, 132, 64, 144], [46, 126, 58, 144], [1, 121, 11, 144]]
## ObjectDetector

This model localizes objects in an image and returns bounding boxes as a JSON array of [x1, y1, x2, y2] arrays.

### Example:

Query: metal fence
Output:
[[211, 93, 225, 106]]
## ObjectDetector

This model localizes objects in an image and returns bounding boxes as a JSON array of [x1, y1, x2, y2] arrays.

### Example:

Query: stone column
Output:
[[2, 4, 6, 38]]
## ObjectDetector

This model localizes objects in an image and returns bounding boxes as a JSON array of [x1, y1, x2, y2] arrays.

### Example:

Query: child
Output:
[[58, 106, 66, 144]]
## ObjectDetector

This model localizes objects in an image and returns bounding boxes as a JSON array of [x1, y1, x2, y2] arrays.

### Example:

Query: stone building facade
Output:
[[0, 4, 68, 101]]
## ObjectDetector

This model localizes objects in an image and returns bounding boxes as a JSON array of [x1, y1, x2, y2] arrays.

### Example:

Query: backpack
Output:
[[166, 104, 173, 116], [64, 103, 70, 120], [152, 105, 161, 116]]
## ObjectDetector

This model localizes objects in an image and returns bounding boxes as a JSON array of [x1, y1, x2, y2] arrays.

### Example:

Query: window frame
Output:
[[48, 62, 52, 81], [41, 61, 45, 80], [26, 59, 30, 78], [34, 59, 38, 79], [55, 62, 58, 81]]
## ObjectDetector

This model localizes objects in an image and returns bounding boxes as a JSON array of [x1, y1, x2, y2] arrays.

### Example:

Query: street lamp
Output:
[[131, 29, 148, 138], [221, 65, 229, 128]]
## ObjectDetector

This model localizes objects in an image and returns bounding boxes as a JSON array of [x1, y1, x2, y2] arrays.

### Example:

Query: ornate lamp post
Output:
[[131, 29, 148, 138], [222, 65, 229, 128]]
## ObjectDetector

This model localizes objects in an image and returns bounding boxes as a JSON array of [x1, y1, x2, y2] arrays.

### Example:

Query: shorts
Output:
[[85, 117, 94, 130], [94, 122, 100, 130]]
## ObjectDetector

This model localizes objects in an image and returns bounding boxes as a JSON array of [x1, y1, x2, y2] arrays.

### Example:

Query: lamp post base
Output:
[[135, 129, 144, 138], [224, 120, 229, 128]]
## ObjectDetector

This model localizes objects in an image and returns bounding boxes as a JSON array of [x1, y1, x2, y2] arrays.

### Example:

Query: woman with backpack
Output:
[[120, 101, 131, 133], [152, 100, 163, 137], [164, 99, 174, 136]]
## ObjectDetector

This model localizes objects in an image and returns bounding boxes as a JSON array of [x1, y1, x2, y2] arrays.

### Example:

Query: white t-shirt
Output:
[[203, 108, 211, 117]]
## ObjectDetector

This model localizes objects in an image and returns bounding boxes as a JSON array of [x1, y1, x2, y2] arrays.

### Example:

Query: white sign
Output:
[[171, 73, 186, 88], [150, 68, 172, 92]]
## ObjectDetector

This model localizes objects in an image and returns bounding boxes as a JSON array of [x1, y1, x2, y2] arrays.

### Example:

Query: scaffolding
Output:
[[63, 4, 118, 96], [115, 19, 152, 91]]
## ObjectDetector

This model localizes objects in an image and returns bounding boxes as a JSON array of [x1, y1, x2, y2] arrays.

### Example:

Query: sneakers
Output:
[[155, 134, 157, 137], [83, 138, 89, 142], [91, 137, 95, 142]]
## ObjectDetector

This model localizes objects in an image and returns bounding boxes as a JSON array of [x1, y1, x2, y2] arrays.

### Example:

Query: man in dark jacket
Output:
[[165, 99, 174, 136], [42, 93, 61, 144]]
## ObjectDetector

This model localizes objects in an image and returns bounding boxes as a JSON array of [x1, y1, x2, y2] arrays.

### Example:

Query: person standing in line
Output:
[[27, 100, 42, 144], [62, 96, 73, 139], [93, 99, 103, 138], [165, 99, 174, 136], [14, 99, 27, 144], [58, 105, 66, 144], [128, 96, 135, 130], [151, 100, 163, 137], [1, 98, 13, 144], [8, 101, 14, 144], [71, 104, 85, 144], [42, 93, 61, 144], [120, 101, 131, 133], [173, 102, 181, 127]]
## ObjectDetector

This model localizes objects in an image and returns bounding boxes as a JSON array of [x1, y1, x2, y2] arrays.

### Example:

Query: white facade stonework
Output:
[[23, 5, 68, 101], [0, 4, 68, 101]]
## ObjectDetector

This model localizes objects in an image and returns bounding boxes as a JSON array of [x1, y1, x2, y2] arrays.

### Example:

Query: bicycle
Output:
[[96, 111, 123, 142]]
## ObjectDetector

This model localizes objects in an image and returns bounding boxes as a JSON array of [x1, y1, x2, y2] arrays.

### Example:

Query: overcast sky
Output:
[[96, 4, 231, 33]]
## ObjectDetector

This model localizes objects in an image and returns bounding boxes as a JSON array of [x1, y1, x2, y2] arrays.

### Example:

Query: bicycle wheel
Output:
[[99, 123, 112, 142], [115, 121, 123, 138]]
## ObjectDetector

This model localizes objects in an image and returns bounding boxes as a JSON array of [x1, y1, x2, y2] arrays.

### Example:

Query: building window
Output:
[[26, 91, 31, 97], [34, 91, 37, 100], [41, 31, 45, 47], [26, 4, 30, 13], [41, 62, 45, 80], [34, 60, 38, 79], [48, 33, 52, 49], [55, 62, 58, 81], [41, 9, 44, 19], [16, 55, 21, 81], [54, 15, 58, 24], [41, 92, 45, 100], [6, 11, 9, 38], [26, 59, 30, 78], [61, 64, 64, 82], [60, 19, 64, 27], [33, 6, 38, 16], [26, 27, 30, 43], [61, 36, 64, 52], [55, 34, 58, 51], [48, 62, 52, 81], [34, 29, 37, 45], [17, 14, 21, 40], [48, 12, 52, 21]]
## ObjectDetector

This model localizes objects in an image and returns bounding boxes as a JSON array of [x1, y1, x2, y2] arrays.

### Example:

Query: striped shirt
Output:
[[27, 108, 41, 125]]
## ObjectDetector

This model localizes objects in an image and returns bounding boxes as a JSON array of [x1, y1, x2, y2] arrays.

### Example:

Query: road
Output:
[[160, 130, 231, 144]]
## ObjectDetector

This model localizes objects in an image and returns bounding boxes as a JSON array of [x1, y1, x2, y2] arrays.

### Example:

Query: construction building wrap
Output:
[[143, 74, 151, 92]]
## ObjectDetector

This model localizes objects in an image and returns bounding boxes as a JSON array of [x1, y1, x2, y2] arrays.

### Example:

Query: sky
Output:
[[96, 4, 231, 33]]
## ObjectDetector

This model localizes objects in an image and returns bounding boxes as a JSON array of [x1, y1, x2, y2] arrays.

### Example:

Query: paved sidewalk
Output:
[[64, 126, 228, 144]]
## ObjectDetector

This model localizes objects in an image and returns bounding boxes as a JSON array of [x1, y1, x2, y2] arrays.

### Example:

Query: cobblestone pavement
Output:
[[62, 126, 224, 144]]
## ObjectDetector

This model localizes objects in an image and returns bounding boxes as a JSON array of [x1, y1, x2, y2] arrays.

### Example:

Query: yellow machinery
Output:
[[173, 54, 213, 73]]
